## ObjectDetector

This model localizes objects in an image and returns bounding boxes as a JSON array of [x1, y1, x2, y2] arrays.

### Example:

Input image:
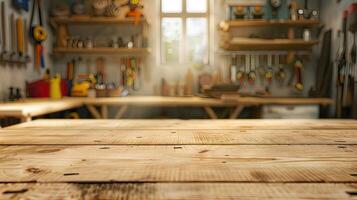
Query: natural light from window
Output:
[[161, 0, 209, 65]]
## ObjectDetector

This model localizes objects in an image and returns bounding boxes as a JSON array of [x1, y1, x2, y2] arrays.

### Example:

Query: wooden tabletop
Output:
[[82, 96, 232, 106], [0, 96, 334, 121], [82, 96, 334, 106], [0, 99, 82, 119], [0, 119, 356, 199], [221, 95, 334, 105]]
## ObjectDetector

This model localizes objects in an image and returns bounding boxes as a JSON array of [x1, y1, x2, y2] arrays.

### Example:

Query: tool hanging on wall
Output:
[[1, 2, 8, 62], [16, 17, 24, 61], [66, 60, 75, 81], [270, 0, 282, 19], [230, 56, 237, 83], [133, 57, 142, 91], [126, 57, 137, 88], [294, 59, 304, 91], [275, 55, 286, 85], [30, 0, 47, 70], [248, 55, 257, 85], [265, 55, 274, 84], [348, 3, 357, 118], [23, 19, 30, 63], [120, 58, 126, 87], [338, 11, 348, 109], [236, 56, 245, 85], [10, 13, 17, 63], [244, 55, 251, 87], [95, 57, 107, 84]]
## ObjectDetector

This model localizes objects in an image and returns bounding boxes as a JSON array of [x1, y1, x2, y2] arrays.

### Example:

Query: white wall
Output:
[[0, 0, 53, 101]]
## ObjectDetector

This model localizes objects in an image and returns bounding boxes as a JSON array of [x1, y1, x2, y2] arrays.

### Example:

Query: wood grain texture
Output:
[[1, 129, 356, 145], [2, 119, 357, 199], [8, 119, 357, 130], [1, 183, 356, 200], [0, 145, 356, 183]]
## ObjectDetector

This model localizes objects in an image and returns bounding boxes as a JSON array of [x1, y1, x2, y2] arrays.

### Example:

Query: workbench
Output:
[[83, 96, 333, 119], [0, 99, 83, 122], [0, 119, 356, 199], [0, 96, 333, 121]]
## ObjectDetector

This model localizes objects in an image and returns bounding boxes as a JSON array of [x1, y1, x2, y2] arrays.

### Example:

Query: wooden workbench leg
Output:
[[204, 106, 218, 119], [101, 105, 109, 119], [86, 105, 102, 119], [115, 106, 129, 119], [21, 116, 32, 123], [229, 106, 244, 119]]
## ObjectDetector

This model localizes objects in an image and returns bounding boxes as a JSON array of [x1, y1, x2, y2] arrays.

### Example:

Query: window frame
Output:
[[160, 0, 210, 65]]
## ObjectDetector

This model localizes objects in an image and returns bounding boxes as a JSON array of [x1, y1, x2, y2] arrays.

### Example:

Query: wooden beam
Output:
[[204, 107, 218, 119], [101, 105, 108, 119], [229, 106, 244, 119], [86, 105, 102, 119], [115, 106, 128, 119]]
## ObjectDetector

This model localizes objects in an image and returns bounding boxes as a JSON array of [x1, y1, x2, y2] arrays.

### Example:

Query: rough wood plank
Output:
[[0, 145, 356, 183], [0, 129, 356, 145], [1, 183, 356, 200], [8, 119, 357, 130]]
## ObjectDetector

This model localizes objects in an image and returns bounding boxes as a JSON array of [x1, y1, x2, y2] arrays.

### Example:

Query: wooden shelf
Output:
[[51, 16, 147, 26], [220, 20, 319, 32], [53, 47, 151, 55], [221, 38, 319, 51]]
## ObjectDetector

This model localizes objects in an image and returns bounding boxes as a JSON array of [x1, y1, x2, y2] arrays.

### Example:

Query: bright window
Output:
[[161, 0, 209, 65]]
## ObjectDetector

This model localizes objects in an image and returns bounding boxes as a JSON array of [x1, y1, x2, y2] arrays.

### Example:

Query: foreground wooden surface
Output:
[[1, 119, 356, 199]]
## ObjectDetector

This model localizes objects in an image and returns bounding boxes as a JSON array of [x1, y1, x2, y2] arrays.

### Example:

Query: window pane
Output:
[[162, 18, 182, 63], [186, 0, 207, 13], [187, 18, 208, 64], [162, 0, 182, 13]]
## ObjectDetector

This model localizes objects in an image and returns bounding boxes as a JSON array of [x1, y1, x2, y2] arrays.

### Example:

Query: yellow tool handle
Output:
[[16, 18, 24, 56]]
